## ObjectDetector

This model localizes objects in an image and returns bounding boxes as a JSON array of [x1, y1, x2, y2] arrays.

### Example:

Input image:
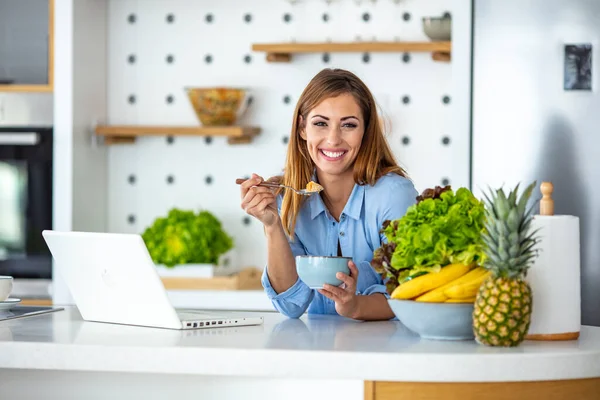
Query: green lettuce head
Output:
[[142, 208, 234, 268]]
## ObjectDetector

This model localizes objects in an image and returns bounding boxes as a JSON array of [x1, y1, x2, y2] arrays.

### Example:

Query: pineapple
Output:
[[473, 182, 540, 347]]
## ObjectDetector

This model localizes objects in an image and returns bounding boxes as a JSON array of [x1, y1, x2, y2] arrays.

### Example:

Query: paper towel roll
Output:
[[526, 215, 581, 340]]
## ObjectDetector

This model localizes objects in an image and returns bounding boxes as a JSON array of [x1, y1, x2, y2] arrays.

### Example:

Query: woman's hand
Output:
[[318, 261, 360, 319], [240, 173, 279, 227]]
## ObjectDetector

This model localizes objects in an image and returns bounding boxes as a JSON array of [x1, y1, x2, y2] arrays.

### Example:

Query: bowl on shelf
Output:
[[388, 299, 474, 340], [422, 16, 452, 41], [296, 256, 351, 290], [185, 87, 251, 126]]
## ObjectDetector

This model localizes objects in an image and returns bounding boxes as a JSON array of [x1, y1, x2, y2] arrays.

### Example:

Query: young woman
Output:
[[240, 68, 418, 320]]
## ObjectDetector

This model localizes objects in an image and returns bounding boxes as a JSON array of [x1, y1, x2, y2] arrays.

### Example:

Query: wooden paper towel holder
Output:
[[539, 181, 554, 216], [525, 181, 581, 341]]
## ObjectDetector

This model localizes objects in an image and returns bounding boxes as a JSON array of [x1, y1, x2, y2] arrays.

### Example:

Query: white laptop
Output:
[[42, 230, 264, 330]]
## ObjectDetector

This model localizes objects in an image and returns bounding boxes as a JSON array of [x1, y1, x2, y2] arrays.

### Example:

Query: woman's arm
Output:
[[241, 174, 313, 318], [240, 173, 299, 292], [352, 293, 395, 321], [264, 223, 298, 294], [261, 225, 314, 318]]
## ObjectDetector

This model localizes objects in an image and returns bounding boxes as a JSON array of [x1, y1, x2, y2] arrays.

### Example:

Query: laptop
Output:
[[41, 230, 264, 330]]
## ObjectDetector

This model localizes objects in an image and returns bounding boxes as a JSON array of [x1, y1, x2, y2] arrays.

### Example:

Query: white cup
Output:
[[0, 276, 13, 301]]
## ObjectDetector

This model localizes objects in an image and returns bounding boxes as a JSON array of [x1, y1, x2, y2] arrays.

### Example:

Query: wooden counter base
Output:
[[364, 378, 600, 400]]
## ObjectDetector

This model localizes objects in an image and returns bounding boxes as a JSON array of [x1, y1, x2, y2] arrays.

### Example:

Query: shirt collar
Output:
[[343, 183, 365, 220], [309, 181, 365, 220], [309, 194, 327, 220]]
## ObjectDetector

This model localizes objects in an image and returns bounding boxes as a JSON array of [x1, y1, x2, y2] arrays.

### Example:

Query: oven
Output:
[[0, 127, 53, 280]]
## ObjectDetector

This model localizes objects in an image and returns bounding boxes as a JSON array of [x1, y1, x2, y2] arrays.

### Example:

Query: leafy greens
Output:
[[142, 208, 233, 268], [371, 186, 487, 294]]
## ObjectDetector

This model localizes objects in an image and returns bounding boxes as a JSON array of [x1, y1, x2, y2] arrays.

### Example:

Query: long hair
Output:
[[278, 68, 408, 238]]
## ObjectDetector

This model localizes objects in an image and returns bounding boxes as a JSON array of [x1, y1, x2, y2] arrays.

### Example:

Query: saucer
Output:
[[0, 298, 21, 311]]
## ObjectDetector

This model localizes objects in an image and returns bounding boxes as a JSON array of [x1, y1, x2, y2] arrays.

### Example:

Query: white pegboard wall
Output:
[[106, 0, 471, 270]]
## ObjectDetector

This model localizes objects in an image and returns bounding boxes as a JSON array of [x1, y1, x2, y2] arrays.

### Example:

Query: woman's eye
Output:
[[312, 121, 357, 128]]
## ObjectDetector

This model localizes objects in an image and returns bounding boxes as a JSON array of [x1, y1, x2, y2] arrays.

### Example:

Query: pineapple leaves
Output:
[[507, 182, 519, 205], [481, 181, 540, 279], [517, 181, 537, 217]]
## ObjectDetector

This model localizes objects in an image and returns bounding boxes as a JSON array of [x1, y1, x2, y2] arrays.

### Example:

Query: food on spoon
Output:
[[305, 181, 324, 193], [473, 182, 539, 347], [371, 185, 487, 295]]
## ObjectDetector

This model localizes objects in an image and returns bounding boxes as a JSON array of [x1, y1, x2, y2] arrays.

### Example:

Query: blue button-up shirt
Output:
[[261, 173, 418, 318]]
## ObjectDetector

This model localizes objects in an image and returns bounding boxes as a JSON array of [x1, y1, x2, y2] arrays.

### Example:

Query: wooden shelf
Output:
[[252, 41, 452, 62], [95, 125, 261, 145], [20, 298, 53, 306], [160, 267, 263, 291], [0, 84, 53, 93]]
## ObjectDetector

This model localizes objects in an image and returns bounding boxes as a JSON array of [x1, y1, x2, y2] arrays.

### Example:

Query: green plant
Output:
[[142, 208, 234, 268]]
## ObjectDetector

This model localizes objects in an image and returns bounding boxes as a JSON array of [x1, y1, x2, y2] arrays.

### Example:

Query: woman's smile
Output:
[[319, 148, 347, 161]]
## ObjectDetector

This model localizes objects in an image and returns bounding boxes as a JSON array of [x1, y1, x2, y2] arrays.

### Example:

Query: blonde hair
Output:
[[277, 68, 408, 238]]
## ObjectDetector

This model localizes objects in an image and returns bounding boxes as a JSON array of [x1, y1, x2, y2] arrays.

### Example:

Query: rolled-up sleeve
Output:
[[356, 260, 390, 299], [261, 233, 314, 318], [378, 180, 418, 244]]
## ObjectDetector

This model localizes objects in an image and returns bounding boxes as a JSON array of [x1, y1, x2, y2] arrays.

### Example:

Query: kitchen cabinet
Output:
[[0, 0, 54, 92]]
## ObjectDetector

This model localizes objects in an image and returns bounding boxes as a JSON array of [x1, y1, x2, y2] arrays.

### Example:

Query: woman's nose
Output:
[[326, 126, 342, 145]]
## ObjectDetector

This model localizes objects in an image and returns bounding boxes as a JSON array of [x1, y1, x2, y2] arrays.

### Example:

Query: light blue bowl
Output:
[[296, 256, 351, 289], [388, 299, 475, 340]]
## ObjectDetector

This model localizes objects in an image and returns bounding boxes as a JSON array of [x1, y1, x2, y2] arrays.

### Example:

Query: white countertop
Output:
[[166, 289, 273, 311], [1, 306, 600, 382]]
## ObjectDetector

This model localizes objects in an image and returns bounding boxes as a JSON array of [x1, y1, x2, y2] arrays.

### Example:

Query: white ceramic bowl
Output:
[[422, 16, 452, 41], [388, 299, 475, 340], [296, 256, 351, 289], [0, 276, 14, 301]]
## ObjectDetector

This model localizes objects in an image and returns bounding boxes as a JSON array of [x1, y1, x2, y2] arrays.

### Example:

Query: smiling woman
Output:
[[240, 68, 418, 321]]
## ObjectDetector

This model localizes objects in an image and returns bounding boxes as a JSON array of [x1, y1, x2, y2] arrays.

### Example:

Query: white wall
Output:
[[104, 0, 473, 273], [0, 93, 52, 126], [52, 0, 109, 304]]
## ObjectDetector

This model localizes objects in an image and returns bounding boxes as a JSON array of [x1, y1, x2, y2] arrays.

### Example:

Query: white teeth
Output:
[[322, 150, 345, 158]]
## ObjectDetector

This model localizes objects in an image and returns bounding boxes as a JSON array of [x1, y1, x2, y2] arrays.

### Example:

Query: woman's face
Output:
[[300, 93, 365, 180]]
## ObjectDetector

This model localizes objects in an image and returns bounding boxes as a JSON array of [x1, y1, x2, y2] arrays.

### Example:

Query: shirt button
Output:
[[339, 231, 345, 237]]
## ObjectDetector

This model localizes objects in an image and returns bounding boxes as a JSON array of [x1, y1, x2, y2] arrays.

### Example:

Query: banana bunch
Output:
[[390, 264, 491, 303]]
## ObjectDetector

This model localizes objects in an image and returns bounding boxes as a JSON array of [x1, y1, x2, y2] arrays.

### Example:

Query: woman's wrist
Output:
[[264, 220, 282, 236], [349, 295, 363, 320], [350, 293, 394, 321]]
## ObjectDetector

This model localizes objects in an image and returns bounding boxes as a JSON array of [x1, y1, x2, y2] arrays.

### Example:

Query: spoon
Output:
[[235, 178, 322, 196]]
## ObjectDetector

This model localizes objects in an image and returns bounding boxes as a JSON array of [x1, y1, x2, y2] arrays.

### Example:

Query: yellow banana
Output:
[[391, 263, 471, 300], [444, 271, 492, 299], [415, 267, 487, 302], [445, 297, 476, 303]]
